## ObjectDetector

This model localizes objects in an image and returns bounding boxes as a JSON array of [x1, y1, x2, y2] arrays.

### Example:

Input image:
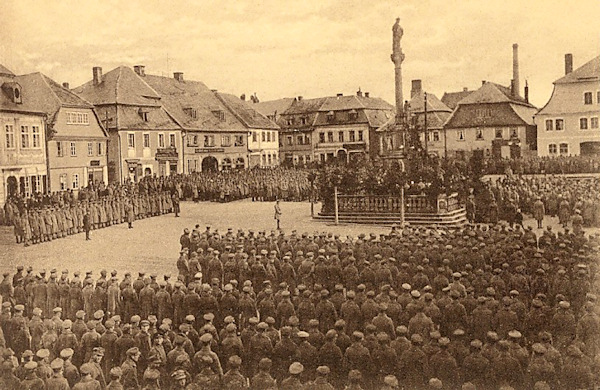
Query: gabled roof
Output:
[[284, 97, 329, 115], [215, 92, 279, 130], [554, 55, 599, 84], [458, 82, 533, 107], [441, 90, 473, 109], [74, 66, 161, 107], [0, 64, 15, 77], [0, 74, 45, 116], [409, 91, 452, 114], [142, 74, 249, 131], [253, 98, 295, 118]]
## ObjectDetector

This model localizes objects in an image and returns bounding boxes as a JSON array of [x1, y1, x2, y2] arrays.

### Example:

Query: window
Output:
[[433, 131, 440, 142], [204, 135, 215, 147], [555, 119, 564, 131], [545, 119, 553, 131], [70, 142, 76, 156], [267, 132, 271, 142], [457, 129, 465, 141], [476, 128, 484, 140], [66, 112, 89, 125], [319, 132, 325, 143], [212, 110, 225, 121], [300, 117, 307, 125], [559, 143, 569, 155], [57, 141, 63, 157], [495, 128, 503, 139], [510, 127, 518, 138], [287, 136, 293, 146], [143, 133, 150, 148], [272, 132, 276, 143], [349, 110, 358, 120], [584, 92, 593, 105], [286, 118, 294, 126], [327, 132, 334, 143], [158, 134, 165, 148], [326, 111, 334, 122], [127, 133, 135, 148], [98, 142, 103, 156], [72, 174, 79, 189], [235, 135, 244, 146], [88, 142, 94, 156], [548, 144, 557, 155], [59, 174, 67, 191], [184, 107, 197, 119], [169, 134, 176, 147], [138, 109, 149, 122], [297, 135, 303, 145], [338, 131, 344, 142], [252, 132, 257, 142], [31, 126, 40, 148], [349, 131, 356, 142], [591, 117, 599, 129], [21, 126, 29, 148], [580, 118, 588, 130], [221, 135, 231, 147], [5, 125, 14, 149], [358, 131, 364, 141], [261, 132, 266, 142], [597, 91, 600, 104]]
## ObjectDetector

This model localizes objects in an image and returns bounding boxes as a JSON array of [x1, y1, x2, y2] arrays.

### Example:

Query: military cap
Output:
[[93, 347, 105, 356], [259, 357, 272, 370], [429, 378, 443, 389], [438, 337, 450, 346], [325, 329, 337, 340], [1, 360, 14, 371], [144, 368, 160, 381], [558, 301, 570, 309], [453, 329, 465, 336], [348, 369, 362, 381], [289, 362, 304, 375], [384, 375, 399, 387], [497, 340, 510, 350], [249, 317, 259, 325], [396, 325, 408, 334], [470, 340, 483, 349], [401, 283, 411, 291], [139, 320, 150, 327], [24, 361, 38, 370], [357, 284, 366, 290], [50, 358, 64, 370], [352, 331, 364, 340], [532, 343, 546, 354], [36, 349, 50, 359], [316, 366, 330, 375], [1, 302, 11, 309], [203, 313, 215, 322], [62, 320, 73, 329], [60, 348, 74, 359], [366, 290, 375, 297], [410, 290, 421, 298], [257, 322, 269, 330], [265, 316, 275, 325], [411, 334, 423, 344], [486, 332, 499, 341], [297, 331, 309, 338], [109, 367, 122, 377], [200, 333, 213, 343], [125, 347, 140, 358], [32, 307, 42, 316], [430, 330, 441, 339], [14, 304, 24, 311], [22, 350, 34, 358]]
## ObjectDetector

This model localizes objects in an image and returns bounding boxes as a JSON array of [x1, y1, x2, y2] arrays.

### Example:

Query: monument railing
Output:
[[337, 192, 462, 214]]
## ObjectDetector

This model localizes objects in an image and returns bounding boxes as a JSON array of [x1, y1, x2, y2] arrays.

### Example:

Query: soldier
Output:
[[222, 355, 247, 390], [250, 357, 276, 390], [21, 361, 46, 390], [121, 347, 141, 390], [46, 358, 69, 390]]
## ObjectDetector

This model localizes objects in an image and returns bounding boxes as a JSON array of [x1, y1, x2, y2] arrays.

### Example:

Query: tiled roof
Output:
[[74, 66, 161, 107], [414, 110, 452, 130], [458, 82, 533, 107], [0, 74, 46, 116], [284, 97, 328, 115], [364, 109, 393, 128], [0, 64, 15, 77], [554, 55, 599, 84], [215, 92, 279, 130], [116, 105, 181, 131], [253, 98, 295, 117], [408, 91, 452, 114], [444, 102, 537, 129], [441, 90, 473, 109], [142, 74, 247, 131]]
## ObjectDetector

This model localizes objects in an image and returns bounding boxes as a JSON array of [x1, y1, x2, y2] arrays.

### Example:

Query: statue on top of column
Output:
[[391, 17, 405, 66]]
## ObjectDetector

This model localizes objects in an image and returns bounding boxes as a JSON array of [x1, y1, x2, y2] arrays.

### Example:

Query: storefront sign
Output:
[[195, 148, 225, 153]]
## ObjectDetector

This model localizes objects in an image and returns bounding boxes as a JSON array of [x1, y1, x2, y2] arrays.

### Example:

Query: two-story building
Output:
[[74, 66, 183, 183], [273, 92, 393, 165], [19, 73, 108, 193], [0, 65, 48, 204], [536, 54, 600, 156]]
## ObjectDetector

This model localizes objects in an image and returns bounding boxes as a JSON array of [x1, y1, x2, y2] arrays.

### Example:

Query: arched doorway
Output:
[[336, 149, 348, 163], [222, 158, 233, 170], [144, 167, 152, 176], [201, 156, 218, 172], [580, 141, 600, 156], [235, 157, 245, 169], [6, 176, 17, 198]]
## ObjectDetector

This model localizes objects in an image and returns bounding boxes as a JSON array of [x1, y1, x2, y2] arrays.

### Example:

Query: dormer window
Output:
[[326, 111, 334, 122], [212, 110, 225, 121], [138, 108, 149, 122], [286, 117, 294, 126], [184, 107, 197, 119], [2, 82, 22, 104], [349, 109, 358, 120], [300, 116, 308, 125]]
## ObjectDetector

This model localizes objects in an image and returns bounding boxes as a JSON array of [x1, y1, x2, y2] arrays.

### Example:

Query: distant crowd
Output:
[[482, 155, 600, 175]]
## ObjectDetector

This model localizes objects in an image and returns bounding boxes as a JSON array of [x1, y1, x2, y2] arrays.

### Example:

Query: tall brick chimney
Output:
[[565, 53, 573, 75], [512, 44, 520, 97], [411, 79, 422, 98], [92, 67, 102, 86]]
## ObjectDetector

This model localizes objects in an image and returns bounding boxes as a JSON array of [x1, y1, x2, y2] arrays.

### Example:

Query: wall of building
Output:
[[184, 131, 248, 172], [0, 112, 47, 203], [248, 128, 279, 167], [312, 124, 370, 163], [443, 125, 526, 157], [536, 81, 600, 156]]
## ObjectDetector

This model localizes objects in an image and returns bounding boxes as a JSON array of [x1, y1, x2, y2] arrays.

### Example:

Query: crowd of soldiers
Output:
[[474, 176, 600, 228], [482, 156, 600, 175], [3, 179, 177, 246], [0, 222, 597, 389], [177, 168, 313, 203]]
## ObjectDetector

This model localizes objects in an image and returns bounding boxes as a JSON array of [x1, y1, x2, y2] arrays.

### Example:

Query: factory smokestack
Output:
[[512, 43, 520, 97]]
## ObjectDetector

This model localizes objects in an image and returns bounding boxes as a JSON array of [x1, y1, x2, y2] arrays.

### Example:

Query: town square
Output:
[[0, 0, 599, 389]]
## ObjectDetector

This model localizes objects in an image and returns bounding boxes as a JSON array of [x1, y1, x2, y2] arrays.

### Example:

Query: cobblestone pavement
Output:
[[0, 199, 597, 276]]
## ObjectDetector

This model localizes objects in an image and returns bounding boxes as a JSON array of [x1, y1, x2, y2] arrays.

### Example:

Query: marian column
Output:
[[391, 18, 405, 123]]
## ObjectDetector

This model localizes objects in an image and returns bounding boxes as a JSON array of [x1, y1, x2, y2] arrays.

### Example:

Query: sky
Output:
[[1, 0, 599, 108]]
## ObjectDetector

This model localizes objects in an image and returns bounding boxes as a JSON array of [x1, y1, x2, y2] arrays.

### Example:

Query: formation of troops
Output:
[[483, 156, 600, 176], [0, 220, 597, 389]]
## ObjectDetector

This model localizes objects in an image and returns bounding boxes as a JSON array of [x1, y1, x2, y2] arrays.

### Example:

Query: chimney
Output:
[[524, 80, 529, 103], [133, 65, 145, 76], [411, 79, 422, 98], [297, 96, 303, 101], [463, 87, 468, 92], [92, 67, 102, 86], [62, 82, 70, 89], [240, 93, 246, 101], [337, 93, 343, 97], [364, 92, 370, 98], [356, 89, 362, 97], [173, 72, 184, 82], [482, 80, 486, 86], [512, 43, 520, 96], [565, 53, 573, 75]]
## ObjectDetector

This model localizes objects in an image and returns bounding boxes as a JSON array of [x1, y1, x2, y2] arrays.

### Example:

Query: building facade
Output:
[[74, 66, 183, 183], [0, 65, 48, 204], [536, 54, 600, 157]]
